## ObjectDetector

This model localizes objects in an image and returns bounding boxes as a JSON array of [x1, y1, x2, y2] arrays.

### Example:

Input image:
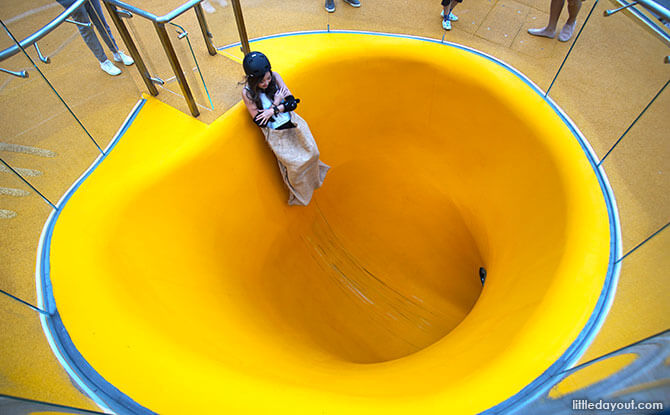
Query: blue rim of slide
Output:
[[36, 31, 621, 414]]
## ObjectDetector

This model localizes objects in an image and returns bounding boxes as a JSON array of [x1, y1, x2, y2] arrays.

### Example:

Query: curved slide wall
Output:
[[46, 34, 617, 414]]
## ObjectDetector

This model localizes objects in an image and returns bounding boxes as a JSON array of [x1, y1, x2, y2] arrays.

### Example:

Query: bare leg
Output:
[[566, 0, 582, 24], [528, 0, 565, 38]]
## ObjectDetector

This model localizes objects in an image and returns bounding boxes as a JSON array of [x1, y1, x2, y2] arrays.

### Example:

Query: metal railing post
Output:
[[103, 1, 158, 96], [230, 0, 250, 55], [154, 22, 200, 117], [194, 3, 217, 56]]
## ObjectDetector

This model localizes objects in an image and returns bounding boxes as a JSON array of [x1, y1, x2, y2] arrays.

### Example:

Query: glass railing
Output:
[[1, 0, 668, 412]]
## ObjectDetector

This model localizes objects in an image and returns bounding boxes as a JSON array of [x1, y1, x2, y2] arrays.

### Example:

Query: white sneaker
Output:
[[100, 59, 121, 76], [442, 18, 452, 30], [113, 51, 134, 66], [441, 10, 458, 21]]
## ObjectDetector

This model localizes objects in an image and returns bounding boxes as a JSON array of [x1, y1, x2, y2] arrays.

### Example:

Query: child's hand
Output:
[[274, 85, 290, 103], [254, 109, 275, 126]]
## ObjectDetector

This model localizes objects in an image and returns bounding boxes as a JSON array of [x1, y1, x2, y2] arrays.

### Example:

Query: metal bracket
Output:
[[65, 18, 92, 28], [170, 22, 189, 39], [34, 43, 50, 64], [116, 9, 133, 18], [0, 67, 28, 78], [604, 1, 639, 16], [150, 76, 165, 85]]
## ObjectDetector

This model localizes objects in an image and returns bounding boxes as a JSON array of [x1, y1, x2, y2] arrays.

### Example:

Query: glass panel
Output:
[[0, 1, 60, 48], [218, 0, 327, 47], [545, 0, 669, 159], [0, 163, 51, 307], [600, 88, 669, 252], [579, 219, 670, 364], [34, 0, 143, 149], [164, 17, 216, 119], [121, 5, 199, 116], [0, 394, 105, 414], [1, 11, 140, 205], [0, 294, 102, 412], [542, 1, 669, 253], [325, 0, 444, 37]]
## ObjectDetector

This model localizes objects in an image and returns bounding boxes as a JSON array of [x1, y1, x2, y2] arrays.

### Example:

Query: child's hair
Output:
[[242, 72, 278, 110]]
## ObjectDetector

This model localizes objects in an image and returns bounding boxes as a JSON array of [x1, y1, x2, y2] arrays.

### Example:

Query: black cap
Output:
[[243, 51, 271, 79]]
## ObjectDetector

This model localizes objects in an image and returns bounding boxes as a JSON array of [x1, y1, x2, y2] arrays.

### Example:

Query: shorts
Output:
[[441, 0, 462, 5]]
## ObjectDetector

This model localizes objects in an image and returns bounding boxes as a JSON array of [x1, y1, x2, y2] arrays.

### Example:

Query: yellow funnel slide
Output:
[[46, 34, 617, 414]]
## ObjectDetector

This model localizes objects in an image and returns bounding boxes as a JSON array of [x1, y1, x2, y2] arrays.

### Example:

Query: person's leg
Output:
[[441, 0, 454, 30], [528, 0, 565, 38], [441, 0, 459, 18], [558, 0, 581, 41], [72, 6, 108, 62], [57, 0, 120, 74], [566, 0, 582, 24], [447, 0, 460, 16], [87, 0, 119, 53], [442, 0, 450, 18], [87, 0, 133, 65]]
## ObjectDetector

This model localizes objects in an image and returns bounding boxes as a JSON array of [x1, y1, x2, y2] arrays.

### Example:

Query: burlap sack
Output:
[[262, 112, 330, 206]]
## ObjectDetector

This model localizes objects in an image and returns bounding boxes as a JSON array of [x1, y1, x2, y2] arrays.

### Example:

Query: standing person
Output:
[[528, 0, 583, 42], [325, 0, 360, 13], [56, 0, 134, 76], [241, 52, 330, 206], [441, 0, 461, 31]]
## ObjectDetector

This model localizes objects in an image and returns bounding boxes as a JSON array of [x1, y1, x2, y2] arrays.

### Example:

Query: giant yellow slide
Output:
[[44, 34, 618, 414]]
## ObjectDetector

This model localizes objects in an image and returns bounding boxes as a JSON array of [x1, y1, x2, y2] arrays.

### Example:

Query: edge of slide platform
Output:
[[35, 98, 156, 415], [35, 31, 622, 415]]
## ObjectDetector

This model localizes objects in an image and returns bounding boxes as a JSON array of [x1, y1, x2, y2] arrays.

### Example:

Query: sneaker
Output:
[[440, 10, 458, 21], [100, 59, 121, 76], [325, 0, 335, 12], [442, 18, 452, 30], [113, 51, 134, 66], [343, 0, 361, 7]]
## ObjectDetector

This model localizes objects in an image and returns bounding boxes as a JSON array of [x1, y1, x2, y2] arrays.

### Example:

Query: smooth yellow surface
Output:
[[49, 34, 612, 414]]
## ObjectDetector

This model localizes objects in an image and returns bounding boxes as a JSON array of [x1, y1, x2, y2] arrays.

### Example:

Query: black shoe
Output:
[[343, 0, 361, 7], [325, 0, 335, 12]]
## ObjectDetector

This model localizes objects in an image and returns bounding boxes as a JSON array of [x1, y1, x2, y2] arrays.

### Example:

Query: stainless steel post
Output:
[[230, 0, 250, 55], [103, 2, 158, 96], [154, 22, 200, 117], [194, 3, 217, 56]]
